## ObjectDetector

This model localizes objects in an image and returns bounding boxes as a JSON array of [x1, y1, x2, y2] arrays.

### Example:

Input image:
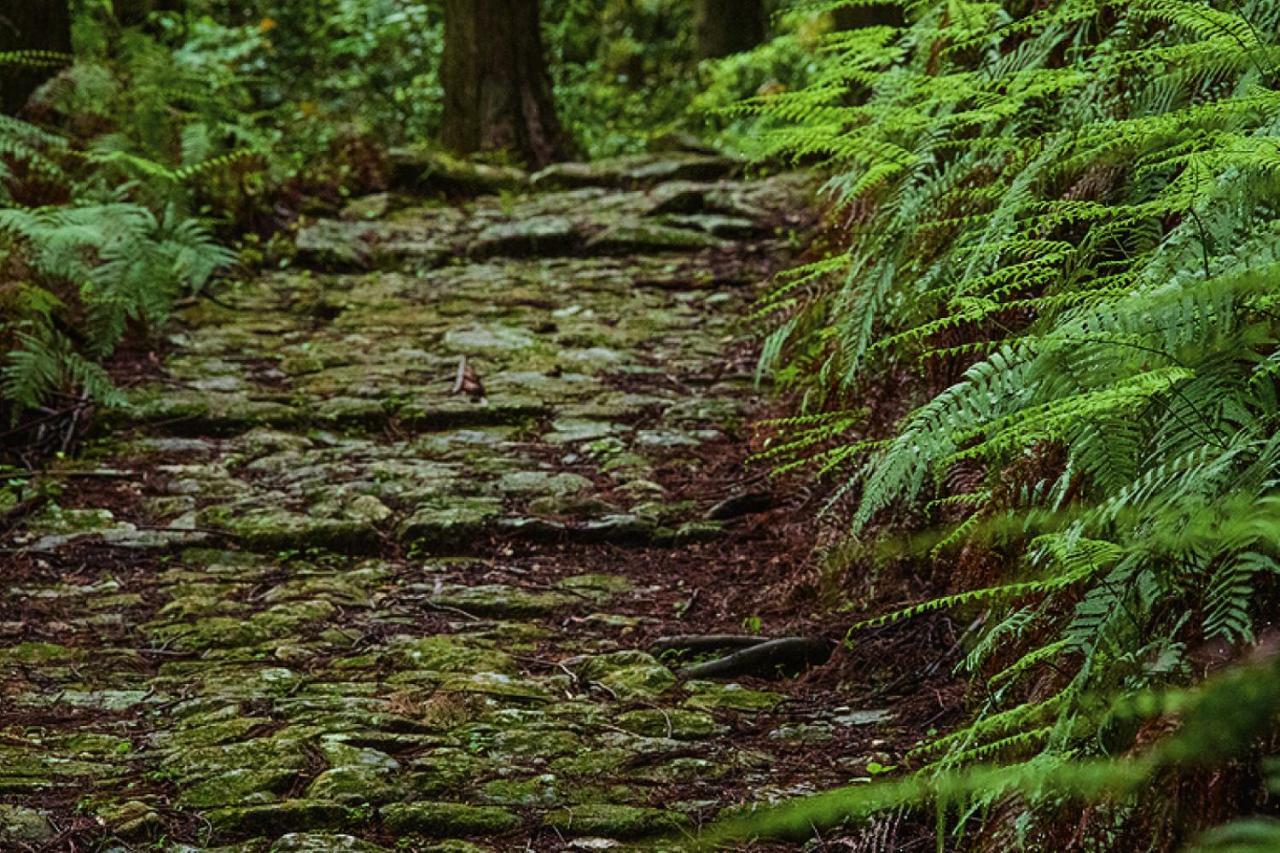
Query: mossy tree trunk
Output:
[[440, 0, 574, 169], [0, 0, 72, 116], [694, 0, 766, 59]]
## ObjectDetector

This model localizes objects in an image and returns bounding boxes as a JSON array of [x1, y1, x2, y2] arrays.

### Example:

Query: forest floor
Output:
[[0, 156, 953, 851]]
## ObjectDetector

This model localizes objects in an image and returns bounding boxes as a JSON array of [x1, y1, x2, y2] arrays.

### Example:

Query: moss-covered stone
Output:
[[166, 736, 310, 782], [0, 805, 54, 844], [530, 153, 734, 190], [547, 747, 632, 777], [570, 652, 676, 698], [494, 470, 592, 497], [380, 802, 518, 836], [397, 636, 515, 675], [480, 774, 562, 807], [203, 507, 379, 553], [682, 681, 786, 712], [556, 573, 632, 595], [306, 767, 397, 804], [588, 222, 724, 254], [544, 804, 686, 838], [398, 498, 502, 549], [469, 216, 581, 258], [0, 166, 821, 840], [427, 583, 578, 618], [488, 726, 582, 761], [207, 800, 351, 834], [615, 709, 724, 739], [437, 672, 552, 702], [0, 641, 81, 665], [179, 767, 297, 808], [95, 800, 163, 838], [271, 833, 388, 852], [406, 750, 493, 796]]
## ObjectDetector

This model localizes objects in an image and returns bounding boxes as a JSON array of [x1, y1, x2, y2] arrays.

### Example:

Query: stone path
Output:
[[0, 155, 888, 850]]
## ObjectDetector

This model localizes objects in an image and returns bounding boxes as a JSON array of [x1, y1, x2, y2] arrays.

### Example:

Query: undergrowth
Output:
[[729, 0, 1280, 848], [0, 7, 236, 444]]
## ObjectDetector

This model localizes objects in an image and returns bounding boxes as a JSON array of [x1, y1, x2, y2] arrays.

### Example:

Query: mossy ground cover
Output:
[[0, 157, 919, 850]]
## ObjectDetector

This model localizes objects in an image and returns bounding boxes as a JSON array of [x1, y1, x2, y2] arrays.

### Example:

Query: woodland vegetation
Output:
[[3, 0, 1280, 851]]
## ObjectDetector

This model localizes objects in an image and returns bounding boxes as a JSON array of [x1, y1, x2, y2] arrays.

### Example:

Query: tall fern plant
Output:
[[1, 198, 232, 419], [0, 10, 240, 436], [738, 0, 1280, 846]]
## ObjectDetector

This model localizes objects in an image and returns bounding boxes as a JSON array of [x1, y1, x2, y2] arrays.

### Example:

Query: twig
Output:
[[422, 601, 481, 621], [452, 356, 468, 395]]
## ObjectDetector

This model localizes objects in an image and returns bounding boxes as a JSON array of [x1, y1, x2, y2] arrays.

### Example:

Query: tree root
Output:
[[678, 635, 834, 680], [650, 634, 770, 656]]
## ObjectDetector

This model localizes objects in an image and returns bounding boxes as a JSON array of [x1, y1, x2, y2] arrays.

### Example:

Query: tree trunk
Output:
[[115, 0, 184, 27], [0, 0, 73, 116], [694, 0, 766, 60], [832, 4, 904, 30], [441, 0, 574, 169]]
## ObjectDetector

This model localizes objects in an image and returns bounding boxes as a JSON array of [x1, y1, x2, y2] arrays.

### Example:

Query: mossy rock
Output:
[[271, 833, 388, 852], [437, 672, 552, 702], [179, 766, 297, 808], [380, 801, 518, 836], [548, 747, 632, 777], [427, 583, 578, 618], [96, 800, 164, 839], [544, 803, 686, 838], [556, 573, 632, 595], [306, 767, 397, 804], [571, 652, 676, 698], [530, 154, 734, 190], [397, 636, 515, 675], [165, 736, 310, 782], [204, 508, 379, 554], [615, 709, 724, 739], [406, 750, 494, 796], [207, 800, 351, 835], [0, 805, 54, 845], [398, 498, 503, 550], [469, 216, 582, 259], [488, 727, 583, 761], [587, 222, 724, 254], [0, 641, 81, 665], [682, 681, 786, 712], [480, 774, 562, 807]]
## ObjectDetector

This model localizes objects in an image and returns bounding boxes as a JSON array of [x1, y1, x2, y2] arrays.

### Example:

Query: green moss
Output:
[[682, 681, 785, 712], [427, 583, 578, 618], [544, 803, 686, 838], [480, 774, 562, 807], [548, 747, 632, 777], [207, 800, 352, 834], [0, 805, 54, 844], [0, 642, 81, 665], [615, 709, 723, 739], [380, 802, 518, 836], [306, 767, 397, 804], [179, 767, 296, 808]]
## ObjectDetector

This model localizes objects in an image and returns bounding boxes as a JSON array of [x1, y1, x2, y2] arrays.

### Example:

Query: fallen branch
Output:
[[680, 636, 834, 680]]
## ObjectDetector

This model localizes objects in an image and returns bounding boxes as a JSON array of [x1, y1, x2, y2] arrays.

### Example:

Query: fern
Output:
[[739, 0, 1280, 844]]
